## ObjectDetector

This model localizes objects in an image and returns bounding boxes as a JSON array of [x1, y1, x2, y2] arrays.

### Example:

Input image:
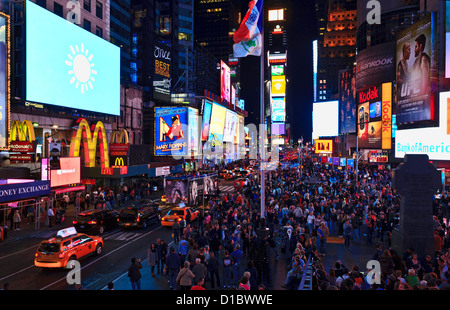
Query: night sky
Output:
[[239, 0, 317, 144]]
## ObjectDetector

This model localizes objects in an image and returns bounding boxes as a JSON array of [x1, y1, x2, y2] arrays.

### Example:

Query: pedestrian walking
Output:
[[206, 251, 221, 289], [343, 218, 352, 249], [13, 209, 21, 231], [148, 243, 158, 277], [47, 206, 54, 228], [177, 261, 195, 290], [128, 257, 142, 290], [166, 247, 181, 290]]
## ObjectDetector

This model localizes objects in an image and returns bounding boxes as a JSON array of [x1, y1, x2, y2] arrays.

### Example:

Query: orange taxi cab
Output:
[[34, 227, 103, 269], [161, 205, 199, 227]]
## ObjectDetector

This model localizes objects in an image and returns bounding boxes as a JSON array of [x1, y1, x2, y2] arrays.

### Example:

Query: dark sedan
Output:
[[73, 209, 119, 235]]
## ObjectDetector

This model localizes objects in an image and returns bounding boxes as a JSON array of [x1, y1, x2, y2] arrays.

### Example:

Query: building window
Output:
[[54, 2, 63, 17], [96, 26, 103, 38], [84, 0, 91, 12], [96, 1, 103, 19], [83, 19, 91, 32]]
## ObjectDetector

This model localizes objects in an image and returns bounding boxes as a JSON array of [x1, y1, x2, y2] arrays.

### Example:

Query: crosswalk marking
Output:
[[220, 185, 235, 192], [103, 231, 143, 241]]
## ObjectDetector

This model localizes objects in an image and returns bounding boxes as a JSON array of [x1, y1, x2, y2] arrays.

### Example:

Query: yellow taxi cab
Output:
[[224, 171, 235, 180], [161, 195, 167, 203], [161, 204, 200, 227], [34, 227, 103, 269]]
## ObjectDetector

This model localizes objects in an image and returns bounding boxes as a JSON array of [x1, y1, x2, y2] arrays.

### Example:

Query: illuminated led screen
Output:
[[26, 0, 120, 115]]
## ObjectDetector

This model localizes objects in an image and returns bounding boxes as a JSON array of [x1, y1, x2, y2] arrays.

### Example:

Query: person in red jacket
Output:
[[191, 277, 206, 290]]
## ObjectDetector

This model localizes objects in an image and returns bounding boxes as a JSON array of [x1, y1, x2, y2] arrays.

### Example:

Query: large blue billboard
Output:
[[25, 0, 120, 115], [155, 107, 188, 156]]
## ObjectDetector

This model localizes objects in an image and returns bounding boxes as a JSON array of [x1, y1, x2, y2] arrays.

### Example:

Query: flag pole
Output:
[[260, 0, 265, 221]]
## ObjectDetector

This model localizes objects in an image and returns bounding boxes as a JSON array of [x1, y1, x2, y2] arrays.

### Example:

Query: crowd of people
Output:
[[123, 151, 450, 291]]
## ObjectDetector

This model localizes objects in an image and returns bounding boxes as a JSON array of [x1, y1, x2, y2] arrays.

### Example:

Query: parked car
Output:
[[73, 209, 119, 235], [118, 199, 161, 229]]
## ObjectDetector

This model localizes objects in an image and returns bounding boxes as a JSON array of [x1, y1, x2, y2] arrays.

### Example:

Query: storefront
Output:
[[0, 180, 51, 232]]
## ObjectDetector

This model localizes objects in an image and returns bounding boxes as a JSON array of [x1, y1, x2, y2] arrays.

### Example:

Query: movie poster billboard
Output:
[[155, 107, 188, 156], [339, 66, 356, 134], [221, 61, 230, 103], [396, 14, 437, 124]]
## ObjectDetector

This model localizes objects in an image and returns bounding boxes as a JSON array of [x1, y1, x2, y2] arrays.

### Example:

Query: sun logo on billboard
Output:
[[65, 43, 97, 94]]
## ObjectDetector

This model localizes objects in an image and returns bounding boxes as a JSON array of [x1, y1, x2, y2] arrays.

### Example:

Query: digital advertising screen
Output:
[[221, 61, 231, 103], [153, 43, 172, 103], [236, 115, 245, 146], [396, 14, 437, 125], [271, 97, 286, 123], [208, 103, 227, 146], [395, 91, 450, 161], [446, 1, 450, 78], [188, 107, 199, 157], [155, 107, 188, 156], [25, 0, 120, 115], [339, 66, 356, 134], [50, 157, 81, 188], [272, 123, 285, 136], [0, 14, 8, 149], [314, 139, 333, 154], [271, 75, 286, 96], [201, 100, 213, 141], [357, 83, 392, 149], [223, 109, 238, 143], [271, 65, 284, 76], [312, 101, 339, 140]]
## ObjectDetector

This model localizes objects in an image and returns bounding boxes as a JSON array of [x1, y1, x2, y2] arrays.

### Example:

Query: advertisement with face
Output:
[[164, 179, 188, 204], [26, 0, 120, 115], [396, 14, 437, 124], [155, 107, 188, 156], [221, 61, 231, 103], [339, 66, 356, 134]]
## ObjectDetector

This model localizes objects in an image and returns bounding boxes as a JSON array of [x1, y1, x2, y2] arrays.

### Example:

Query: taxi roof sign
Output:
[[178, 202, 186, 208], [56, 227, 77, 238]]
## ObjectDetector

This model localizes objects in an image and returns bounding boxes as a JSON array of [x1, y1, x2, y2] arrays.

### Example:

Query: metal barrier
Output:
[[298, 255, 313, 290]]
